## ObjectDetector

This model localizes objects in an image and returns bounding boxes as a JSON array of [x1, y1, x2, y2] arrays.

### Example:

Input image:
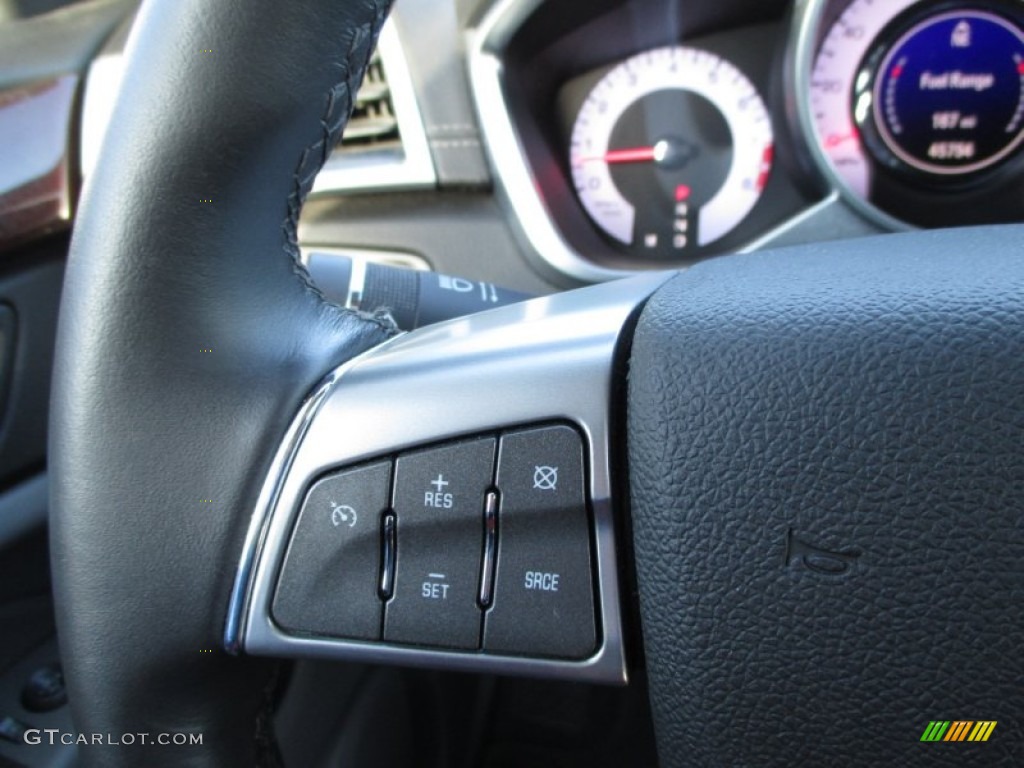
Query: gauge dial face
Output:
[[809, 0, 920, 199], [569, 46, 773, 258]]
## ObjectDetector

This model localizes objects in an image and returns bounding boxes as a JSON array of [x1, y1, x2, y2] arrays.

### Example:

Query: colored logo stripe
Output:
[[920, 720, 997, 742], [921, 721, 950, 741], [944, 721, 973, 741], [968, 722, 997, 742]]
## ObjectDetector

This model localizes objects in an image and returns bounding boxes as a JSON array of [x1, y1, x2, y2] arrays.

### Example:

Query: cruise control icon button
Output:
[[273, 461, 391, 641], [330, 502, 358, 528]]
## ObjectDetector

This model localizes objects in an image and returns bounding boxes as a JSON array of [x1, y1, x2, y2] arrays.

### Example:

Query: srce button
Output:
[[484, 425, 597, 659]]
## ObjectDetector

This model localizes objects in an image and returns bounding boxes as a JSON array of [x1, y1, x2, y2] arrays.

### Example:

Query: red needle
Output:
[[604, 146, 657, 163], [576, 146, 657, 164], [824, 130, 859, 149]]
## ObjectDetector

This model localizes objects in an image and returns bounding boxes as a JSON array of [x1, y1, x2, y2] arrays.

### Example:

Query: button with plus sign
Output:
[[385, 437, 496, 650], [424, 471, 453, 509]]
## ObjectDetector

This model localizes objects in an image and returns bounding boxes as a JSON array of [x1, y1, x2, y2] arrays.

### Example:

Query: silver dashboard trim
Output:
[[738, 191, 839, 253], [80, 51, 123, 180], [467, 0, 635, 284], [310, 20, 436, 195], [226, 271, 674, 683], [346, 256, 368, 311]]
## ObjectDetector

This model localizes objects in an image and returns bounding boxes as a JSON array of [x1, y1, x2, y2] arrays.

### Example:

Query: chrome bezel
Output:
[[310, 19, 436, 194]]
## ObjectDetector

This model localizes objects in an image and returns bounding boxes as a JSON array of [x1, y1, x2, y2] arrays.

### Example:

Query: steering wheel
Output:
[[50, 0, 1024, 766]]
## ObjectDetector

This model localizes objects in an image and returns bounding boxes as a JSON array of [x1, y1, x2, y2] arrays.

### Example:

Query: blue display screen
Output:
[[873, 10, 1024, 174]]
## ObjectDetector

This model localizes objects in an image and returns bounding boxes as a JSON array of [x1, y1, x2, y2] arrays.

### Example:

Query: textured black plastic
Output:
[[364, 261, 419, 327], [628, 225, 1024, 767]]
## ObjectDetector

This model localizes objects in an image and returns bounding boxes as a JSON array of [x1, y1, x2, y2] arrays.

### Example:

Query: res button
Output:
[[384, 438, 496, 650], [484, 425, 597, 659]]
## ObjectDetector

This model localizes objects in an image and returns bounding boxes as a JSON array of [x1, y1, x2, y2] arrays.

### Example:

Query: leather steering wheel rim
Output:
[[50, 0, 395, 764]]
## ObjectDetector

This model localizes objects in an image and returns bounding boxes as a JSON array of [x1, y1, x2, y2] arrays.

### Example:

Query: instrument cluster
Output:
[[476, 0, 1024, 277], [567, 45, 774, 260]]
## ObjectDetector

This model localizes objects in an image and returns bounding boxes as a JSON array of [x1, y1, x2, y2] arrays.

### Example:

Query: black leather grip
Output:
[[50, 0, 394, 765]]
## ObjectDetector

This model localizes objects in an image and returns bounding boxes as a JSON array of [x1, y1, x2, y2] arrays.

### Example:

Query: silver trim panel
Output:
[[310, 20, 436, 194], [79, 51, 122, 180], [226, 271, 674, 683], [468, 0, 634, 284], [223, 372, 347, 654]]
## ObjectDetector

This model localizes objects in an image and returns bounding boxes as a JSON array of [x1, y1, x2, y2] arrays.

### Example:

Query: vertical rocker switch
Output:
[[479, 490, 499, 608], [484, 425, 597, 659], [384, 438, 496, 650], [379, 511, 397, 600]]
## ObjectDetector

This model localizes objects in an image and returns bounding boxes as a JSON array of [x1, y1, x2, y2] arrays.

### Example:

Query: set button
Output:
[[383, 438, 496, 650]]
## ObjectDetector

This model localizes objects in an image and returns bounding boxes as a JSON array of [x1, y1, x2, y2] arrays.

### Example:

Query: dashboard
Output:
[[64, 0, 1024, 291], [470, 0, 1024, 280]]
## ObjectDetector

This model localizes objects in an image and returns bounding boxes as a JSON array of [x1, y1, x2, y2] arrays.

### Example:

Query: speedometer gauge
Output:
[[569, 46, 773, 258], [806, 0, 1024, 228], [809, 0, 921, 199]]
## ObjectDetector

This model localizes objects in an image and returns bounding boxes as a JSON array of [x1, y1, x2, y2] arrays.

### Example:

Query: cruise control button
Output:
[[484, 425, 597, 659], [384, 438, 495, 650], [272, 461, 391, 641]]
